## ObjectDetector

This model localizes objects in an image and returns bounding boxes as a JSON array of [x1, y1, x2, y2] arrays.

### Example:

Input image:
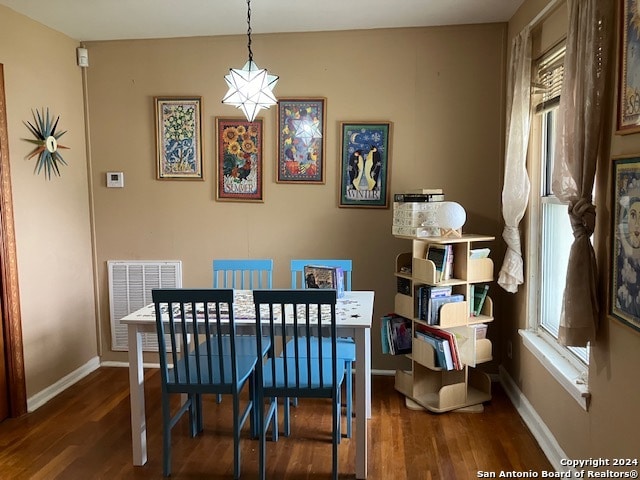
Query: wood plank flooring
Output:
[[0, 367, 552, 479]]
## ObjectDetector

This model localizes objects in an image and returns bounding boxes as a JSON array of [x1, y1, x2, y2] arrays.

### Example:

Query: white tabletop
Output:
[[121, 289, 374, 329]]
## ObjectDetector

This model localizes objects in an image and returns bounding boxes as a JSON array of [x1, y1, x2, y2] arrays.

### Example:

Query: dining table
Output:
[[121, 289, 374, 479]]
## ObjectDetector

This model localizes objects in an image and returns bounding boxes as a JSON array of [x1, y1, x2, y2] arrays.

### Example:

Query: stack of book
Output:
[[414, 324, 462, 370], [392, 188, 444, 238], [415, 284, 464, 325], [381, 314, 412, 355]]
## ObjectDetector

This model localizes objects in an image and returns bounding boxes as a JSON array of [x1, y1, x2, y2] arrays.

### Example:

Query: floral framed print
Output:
[[154, 96, 203, 179], [617, 0, 640, 134], [338, 121, 392, 208], [611, 155, 640, 331], [276, 97, 326, 184], [215, 117, 264, 202]]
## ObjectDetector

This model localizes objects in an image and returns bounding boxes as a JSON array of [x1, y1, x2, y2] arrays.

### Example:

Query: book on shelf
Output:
[[426, 244, 450, 281], [442, 245, 454, 281], [383, 314, 412, 355], [471, 283, 489, 316], [415, 330, 454, 370], [303, 265, 345, 298], [429, 293, 464, 325], [380, 315, 391, 354], [471, 323, 488, 339], [393, 193, 445, 203], [416, 285, 452, 320], [469, 247, 491, 259], [417, 324, 462, 370], [409, 188, 444, 194]]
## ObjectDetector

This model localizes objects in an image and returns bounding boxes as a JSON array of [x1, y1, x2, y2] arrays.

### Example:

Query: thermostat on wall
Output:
[[107, 172, 124, 188]]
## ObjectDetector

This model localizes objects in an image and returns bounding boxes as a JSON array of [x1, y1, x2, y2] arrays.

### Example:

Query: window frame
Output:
[[521, 42, 591, 411]]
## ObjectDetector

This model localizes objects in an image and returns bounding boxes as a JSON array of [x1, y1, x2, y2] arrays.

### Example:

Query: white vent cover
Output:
[[108, 260, 182, 351]]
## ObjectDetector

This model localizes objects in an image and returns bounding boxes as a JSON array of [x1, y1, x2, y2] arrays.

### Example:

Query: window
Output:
[[539, 107, 589, 364], [523, 42, 590, 409]]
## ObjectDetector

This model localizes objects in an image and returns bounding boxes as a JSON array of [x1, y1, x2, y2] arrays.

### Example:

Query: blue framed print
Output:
[[339, 121, 392, 208]]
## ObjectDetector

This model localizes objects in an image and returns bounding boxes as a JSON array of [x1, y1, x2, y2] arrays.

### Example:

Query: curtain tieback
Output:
[[502, 225, 522, 253], [568, 198, 595, 238]]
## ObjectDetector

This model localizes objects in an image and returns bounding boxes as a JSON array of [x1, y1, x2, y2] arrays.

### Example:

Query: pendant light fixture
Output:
[[222, 0, 278, 122]]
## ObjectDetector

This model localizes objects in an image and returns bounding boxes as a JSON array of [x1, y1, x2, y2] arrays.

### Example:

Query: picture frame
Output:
[[338, 121, 392, 208], [610, 155, 640, 332], [215, 117, 264, 202], [276, 97, 326, 183], [154, 96, 203, 179], [617, 0, 640, 134]]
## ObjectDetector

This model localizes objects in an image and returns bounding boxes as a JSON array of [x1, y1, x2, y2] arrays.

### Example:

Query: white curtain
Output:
[[498, 28, 532, 293], [553, 0, 614, 346]]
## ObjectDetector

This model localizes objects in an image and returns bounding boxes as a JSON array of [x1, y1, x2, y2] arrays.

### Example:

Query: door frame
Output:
[[0, 63, 27, 417]]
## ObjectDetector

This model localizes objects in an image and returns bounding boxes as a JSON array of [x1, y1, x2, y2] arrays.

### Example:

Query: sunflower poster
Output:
[[216, 118, 263, 202]]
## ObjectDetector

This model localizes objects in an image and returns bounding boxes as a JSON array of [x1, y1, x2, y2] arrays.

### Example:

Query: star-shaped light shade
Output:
[[292, 118, 322, 147], [222, 60, 278, 122]]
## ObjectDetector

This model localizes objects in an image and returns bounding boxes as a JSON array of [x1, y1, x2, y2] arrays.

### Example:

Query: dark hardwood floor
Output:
[[0, 367, 552, 479]]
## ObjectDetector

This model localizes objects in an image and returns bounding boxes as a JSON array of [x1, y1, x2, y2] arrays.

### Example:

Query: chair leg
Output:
[[346, 360, 353, 439], [195, 394, 204, 435], [233, 393, 242, 479], [332, 390, 339, 480], [216, 393, 222, 404], [271, 397, 279, 442], [283, 397, 291, 437], [258, 392, 266, 480], [162, 396, 172, 477], [249, 373, 257, 438]]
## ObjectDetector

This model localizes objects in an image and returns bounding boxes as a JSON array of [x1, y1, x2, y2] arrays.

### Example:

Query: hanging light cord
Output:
[[246, 0, 253, 63]]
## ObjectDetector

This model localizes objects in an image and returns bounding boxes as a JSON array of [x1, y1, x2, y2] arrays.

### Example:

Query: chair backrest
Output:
[[253, 289, 339, 399], [213, 259, 273, 289], [152, 288, 240, 393], [290, 259, 352, 290]]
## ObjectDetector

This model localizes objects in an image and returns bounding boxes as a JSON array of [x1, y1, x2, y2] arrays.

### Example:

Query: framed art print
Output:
[[215, 117, 263, 202], [339, 121, 392, 208], [154, 96, 203, 179], [611, 155, 640, 331], [276, 97, 326, 183], [617, 0, 640, 134]]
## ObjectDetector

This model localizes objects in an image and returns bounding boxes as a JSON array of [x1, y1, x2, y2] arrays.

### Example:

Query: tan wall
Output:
[[0, 6, 97, 396], [505, 0, 640, 462], [84, 25, 507, 367]]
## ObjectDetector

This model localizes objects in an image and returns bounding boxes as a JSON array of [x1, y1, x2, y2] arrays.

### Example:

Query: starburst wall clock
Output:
[[23, 108, 69, 180]]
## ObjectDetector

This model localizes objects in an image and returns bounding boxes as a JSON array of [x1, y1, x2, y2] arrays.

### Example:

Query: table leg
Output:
[[355, 327, 370, 479], [128, 325, 147, 465]]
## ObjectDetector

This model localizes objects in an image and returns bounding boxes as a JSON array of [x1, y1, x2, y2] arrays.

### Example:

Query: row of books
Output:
[[382, 313, 489, 369], [471, 283, 490, 316], [426, 244, 454, 282], [415, 285, 464, 325], [415, 324, 462, 370], [381, 314, 412, 355]]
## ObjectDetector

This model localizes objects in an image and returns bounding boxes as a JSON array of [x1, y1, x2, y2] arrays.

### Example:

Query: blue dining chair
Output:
[[212, 258, 273, 403], [213, 258, 273, 289], [152, 288, 257, 479], [286, 259, 355, 438], [253, 289, 345, 480]]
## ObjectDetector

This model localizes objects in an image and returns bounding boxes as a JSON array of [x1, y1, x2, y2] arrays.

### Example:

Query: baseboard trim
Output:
[[27, 356, 101, 412], [372, 368, 395, 376], [100, 360, 160, 369], [498, 365, 574, 474]]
